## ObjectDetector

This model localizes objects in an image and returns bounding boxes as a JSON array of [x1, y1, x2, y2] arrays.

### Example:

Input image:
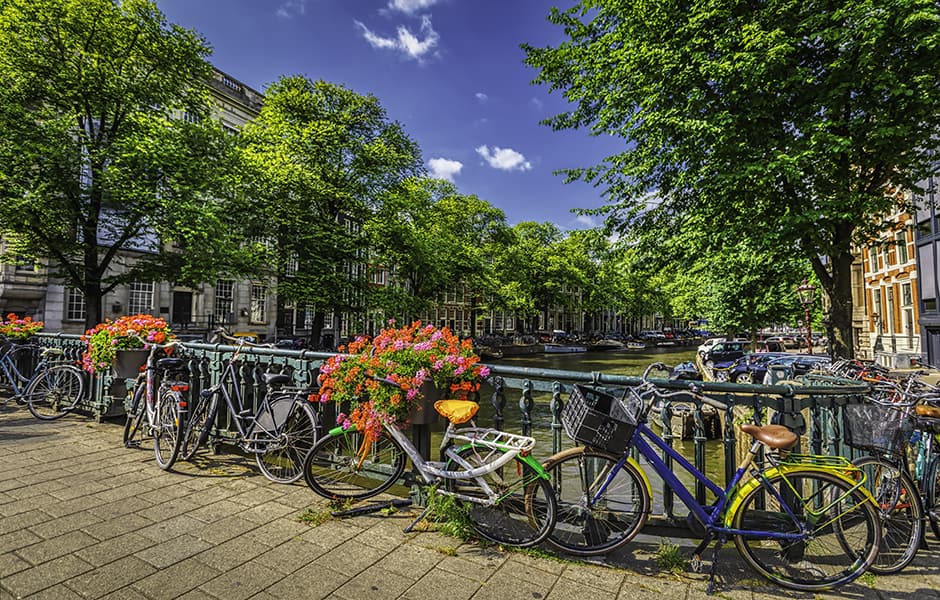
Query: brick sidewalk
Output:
[[1, 406, 937, 600]]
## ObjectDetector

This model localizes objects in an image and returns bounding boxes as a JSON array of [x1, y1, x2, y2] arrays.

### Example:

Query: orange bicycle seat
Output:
[[434, 399, 479, 424]]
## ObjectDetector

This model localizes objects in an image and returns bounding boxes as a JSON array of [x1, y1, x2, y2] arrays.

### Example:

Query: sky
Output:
[[155, 0, 624, 229]]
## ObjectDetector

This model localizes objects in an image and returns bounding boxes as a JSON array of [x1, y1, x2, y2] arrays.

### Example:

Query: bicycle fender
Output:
[[723, 464, 876, 528], [543, 447, 652, 499], [328, 423, 358, 437]]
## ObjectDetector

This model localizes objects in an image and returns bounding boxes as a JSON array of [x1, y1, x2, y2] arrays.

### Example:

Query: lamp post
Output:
[[795, 279, 817, 354]]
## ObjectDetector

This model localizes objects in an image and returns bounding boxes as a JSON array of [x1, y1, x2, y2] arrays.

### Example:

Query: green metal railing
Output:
[[28, 333, 872, 533]]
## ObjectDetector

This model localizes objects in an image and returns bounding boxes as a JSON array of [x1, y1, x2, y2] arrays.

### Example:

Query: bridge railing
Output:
[[30, 333, 872, 533]]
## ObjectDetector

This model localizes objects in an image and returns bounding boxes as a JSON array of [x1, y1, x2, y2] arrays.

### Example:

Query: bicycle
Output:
[[180, 332, 319, 483], [122, 340, 191, 470], [302, 375, 558, 547], [0, 336, 85, 420], [542, 362, 880, 593]]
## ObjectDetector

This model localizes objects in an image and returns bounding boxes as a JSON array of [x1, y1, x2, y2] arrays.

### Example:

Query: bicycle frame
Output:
[[204, 358, 280, 447], [0, 347, 60, 400], [594, 422, 868, 542]]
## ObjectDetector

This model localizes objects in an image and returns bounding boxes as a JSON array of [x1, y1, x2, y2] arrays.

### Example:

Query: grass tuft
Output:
[[655, 539, 686, 574]]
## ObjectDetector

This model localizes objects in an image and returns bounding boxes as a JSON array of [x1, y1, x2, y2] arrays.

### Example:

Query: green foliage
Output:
[[239, 76, 423, 344], [0, 0, 246, 326], [422, 487, 475, 541], [655, 539, 686, 574], [524, 0, 940, 357]]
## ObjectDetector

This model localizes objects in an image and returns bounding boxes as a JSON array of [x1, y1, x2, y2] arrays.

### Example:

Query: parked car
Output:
[[728, 352, 791, 383], [670, 361, 702, 381], [697, 337, 726, 358], [702, 340, 748, 367], [755, 340, 786, 353], [762, 354, 832, 384]]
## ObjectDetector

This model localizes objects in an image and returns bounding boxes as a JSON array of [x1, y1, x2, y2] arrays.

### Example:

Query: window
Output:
[[370, 268, 386, 285], [902, 283, 913, 307], [66, 288, 86, 321], [896, 231, 909, 263], [128, 282, 153, 315], [869, 246, 880, 272], [181, 111, 202, 124], [250, 284, 267, 323], [222, 75, 242, 92], [285, 252, 298, 278], [214, 280, 234, 323]]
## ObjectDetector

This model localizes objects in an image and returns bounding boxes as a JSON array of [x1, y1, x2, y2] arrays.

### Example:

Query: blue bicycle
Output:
[[543, 363, 880, 593], [0, 337, 85, 419]]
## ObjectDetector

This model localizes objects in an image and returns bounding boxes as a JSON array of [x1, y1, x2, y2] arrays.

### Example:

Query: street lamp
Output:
[[795, 279, 817, 354]]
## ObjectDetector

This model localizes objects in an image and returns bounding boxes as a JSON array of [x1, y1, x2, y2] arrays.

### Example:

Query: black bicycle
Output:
[[0, 337, 85, 419], [180, 333, 319, 483]]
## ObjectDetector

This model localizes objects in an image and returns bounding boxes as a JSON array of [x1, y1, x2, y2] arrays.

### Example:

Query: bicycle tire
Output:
[[180, 392, 218, 461], [541, 446, 650, 556], [444, 447, 557, 548], [303, 428, 406, 500], [732, 470, 880, 591], [153, 387, 184, 470], [122, 381, 147, 447], [926, 456, 940, 540], [851, 455, 923, 574], [25, 364, 85, 420], [255, 396, 319, 483]]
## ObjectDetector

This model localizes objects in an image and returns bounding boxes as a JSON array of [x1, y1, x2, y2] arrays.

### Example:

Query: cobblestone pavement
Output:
[[1, 406, 938, 600]]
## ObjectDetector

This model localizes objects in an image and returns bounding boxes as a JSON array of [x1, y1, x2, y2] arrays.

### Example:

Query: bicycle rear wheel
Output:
[[153, 388, 184, 470], [542, 446, 650, 556], [255, 396, 319, 483], [26, 364, 84, 420], [732, 470, 880, 591], [444, 447, 557, 548], [926, 456, 940, 540], [303, 428, 406, 500], [851, 455, 922, 574], [123, 381, 147, 447]]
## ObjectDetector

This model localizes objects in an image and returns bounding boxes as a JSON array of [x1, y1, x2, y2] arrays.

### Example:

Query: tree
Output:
[[239, 76, 423, 347], [366, 178, 510, 331], [0, 0, 245, 328], [524, 0, 940, 358]]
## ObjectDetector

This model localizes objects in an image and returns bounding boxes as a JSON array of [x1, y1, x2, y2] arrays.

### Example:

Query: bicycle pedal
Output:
[[125, 440, 141, 449], [690, 555, 703, 573]]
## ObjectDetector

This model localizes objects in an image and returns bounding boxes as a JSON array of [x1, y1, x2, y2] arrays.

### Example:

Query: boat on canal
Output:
[[543, 343, 587, 354]]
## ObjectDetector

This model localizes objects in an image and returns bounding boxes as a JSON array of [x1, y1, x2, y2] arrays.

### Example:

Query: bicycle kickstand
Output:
[[706, 535, 726, 596], [690, 533, 713, 574], [403, 503, 433, 533]]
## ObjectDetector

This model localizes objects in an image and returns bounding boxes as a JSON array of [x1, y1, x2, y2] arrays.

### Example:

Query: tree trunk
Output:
[[814, 249, 855, 359], [83, 283, 103, 330], [311, 311, 326, 350]]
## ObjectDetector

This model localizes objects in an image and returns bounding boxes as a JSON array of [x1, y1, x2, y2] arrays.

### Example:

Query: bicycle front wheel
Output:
[[255, 396, 319, 483], [852, 455, 923, 574], [180, 392, 218, 461], [542, 446, 650, 556], [303, 428, 406, 500], [153, 388, 184, 470], [26, 364, 85, 420], [123, 381, 147, 447], [732, 470, 880, 591], [444, 447, 557, 548]]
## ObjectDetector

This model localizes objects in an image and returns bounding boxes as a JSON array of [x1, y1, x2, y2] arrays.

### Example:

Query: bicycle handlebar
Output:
[[638, 362, 729, 411]]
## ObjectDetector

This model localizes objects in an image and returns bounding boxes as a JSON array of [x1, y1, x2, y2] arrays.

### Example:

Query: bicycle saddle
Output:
[[916, 403, 940, 419], [263, 373, 292, 387], [739, 424, 798, 449], [433, 399, 479, 424]]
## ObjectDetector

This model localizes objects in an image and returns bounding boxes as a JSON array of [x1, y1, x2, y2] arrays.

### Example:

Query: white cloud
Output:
[[575, 214, 597, 227], [355, 15, 439, 61], [529, 97, 544, 111], [387, 0, 442, 15], [276, 0, 308, 18], [475, 92, 488, 102], [475, 145, 532, 172], [428, 158, 463, 182]]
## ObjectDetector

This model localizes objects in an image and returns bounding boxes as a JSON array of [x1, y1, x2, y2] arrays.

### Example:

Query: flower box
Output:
[[112, 349, 150, 379]]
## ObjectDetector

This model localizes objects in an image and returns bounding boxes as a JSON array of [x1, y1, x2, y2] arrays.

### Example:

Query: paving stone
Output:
[[0, 550, 31, 578], [227, 486, 287, 508], [74, 532, 154, 567], [299, 520, 364, 549], [85, 495, 156, 520], [252, 537, 328, 575], [0, 528, 43, 554], [241, 517, 310, 547], [264, 562, 348, 600], [191, 533, 272, 572], [548, 574, 618, 600], [199, 559, 286, 600], [80, 512, 153, 541], [437, 554, 506, 583], [401, 567, 481, 600], [240, 500, 297, 524], [1, 553, 94, 598], [131, 557, 224, 600], [193, 514, 260, 545], [19, 583, 86, 599], [26, 509, 103, 540], [65, 555, 158, 598], [333, 564, 413, 600], [558, 562, 626, 592], [136, 513, 206, 542], [14, 529, 98, 566], [469, 570, 553, 600], [313, 539, 388, 575], [134, 533, 214, 568], [0, 509, 52, 536], [187, 499, 249, 523], [372, 543, 444, 580]]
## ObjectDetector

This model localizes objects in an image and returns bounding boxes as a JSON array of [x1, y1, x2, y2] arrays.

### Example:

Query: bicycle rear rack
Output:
[[448, 427, 536, 453], [773, 452, 861, 473]]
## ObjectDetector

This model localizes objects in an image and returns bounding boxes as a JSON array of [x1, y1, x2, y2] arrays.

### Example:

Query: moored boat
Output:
[[543, 343, 588, 354], [586, 339, 627, 352]]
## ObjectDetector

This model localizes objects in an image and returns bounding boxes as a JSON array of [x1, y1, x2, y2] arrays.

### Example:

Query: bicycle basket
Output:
[[562, 384, 639, 453], [842, 401, 915, 456]]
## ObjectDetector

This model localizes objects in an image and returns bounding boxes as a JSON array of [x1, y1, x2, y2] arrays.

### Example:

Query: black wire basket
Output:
[[561, 384, 640, 453], [842, 401, 915, 456]]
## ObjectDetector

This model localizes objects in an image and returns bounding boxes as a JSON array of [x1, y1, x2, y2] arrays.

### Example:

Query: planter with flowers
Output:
[[0, 313, 43, 342], [317, 321, 490, 441], [82, 314, 173, 377]]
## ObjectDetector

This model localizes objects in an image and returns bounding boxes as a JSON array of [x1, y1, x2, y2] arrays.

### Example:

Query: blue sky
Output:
[[156, 0, 623, 229]]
